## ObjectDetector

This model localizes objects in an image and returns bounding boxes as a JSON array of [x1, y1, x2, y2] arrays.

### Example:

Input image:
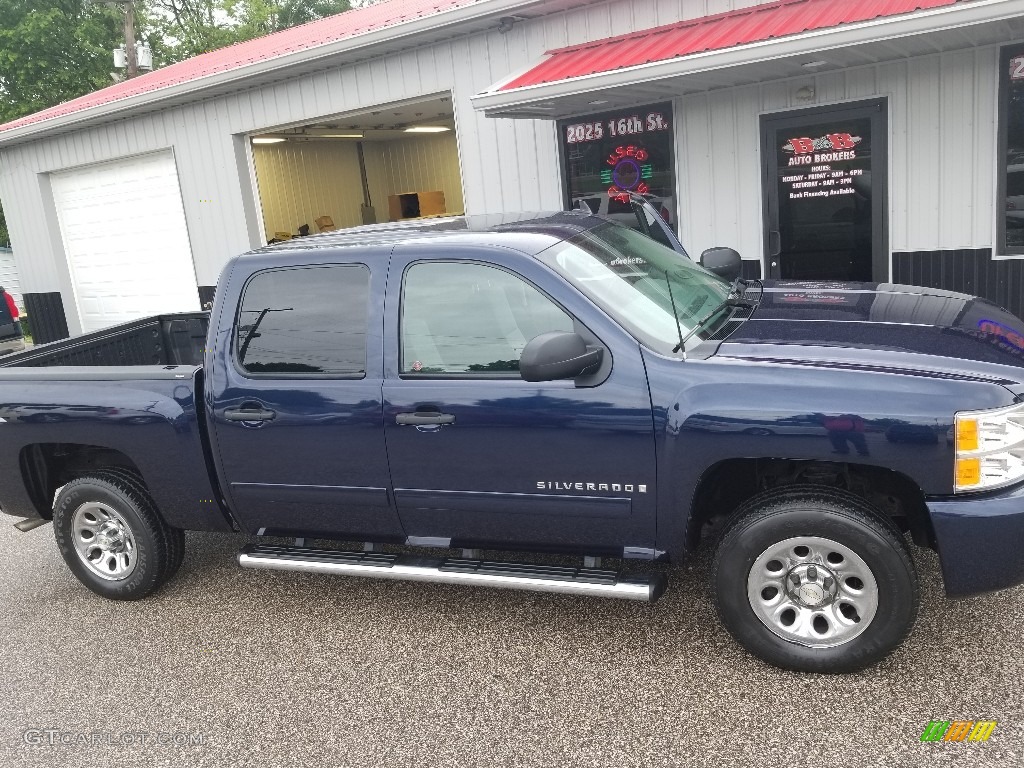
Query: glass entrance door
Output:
[[762, 100, 887, 282]]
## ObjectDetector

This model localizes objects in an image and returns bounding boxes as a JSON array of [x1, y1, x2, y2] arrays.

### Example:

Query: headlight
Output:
[[954, 402, 1024, 492]]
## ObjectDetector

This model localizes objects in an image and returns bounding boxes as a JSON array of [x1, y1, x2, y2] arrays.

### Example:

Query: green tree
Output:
[[150, 1, 241, 61], [0, 1, 124, 124], [276, 0, 351, 28], [155, 1, 352, 61], [225, 0, 352, 37]]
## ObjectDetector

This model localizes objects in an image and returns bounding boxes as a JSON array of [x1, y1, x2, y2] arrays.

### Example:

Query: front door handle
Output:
[[768, 230, 782, 257], [224, 405, 277, 422], [395, 411, 456, 426]]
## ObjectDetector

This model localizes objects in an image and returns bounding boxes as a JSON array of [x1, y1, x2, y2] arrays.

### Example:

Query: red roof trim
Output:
[[0, 0, 477, 135], [499, 0, 966, 91]]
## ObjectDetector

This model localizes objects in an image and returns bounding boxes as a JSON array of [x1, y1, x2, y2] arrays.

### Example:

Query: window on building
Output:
[[1000, 46, 1024, 253], [236, 265, 369, 376], [559, 102, 677, 232], [401, 262, 574, 375]]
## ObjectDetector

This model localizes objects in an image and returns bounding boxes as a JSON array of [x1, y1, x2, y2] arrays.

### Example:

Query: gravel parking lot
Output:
[[1, 520, 1021, 768]]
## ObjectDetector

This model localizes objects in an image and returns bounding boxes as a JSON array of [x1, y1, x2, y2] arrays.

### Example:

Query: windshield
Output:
[[539, 222, 733, 355]]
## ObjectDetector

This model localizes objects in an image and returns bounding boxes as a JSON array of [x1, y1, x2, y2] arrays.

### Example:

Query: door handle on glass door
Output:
[[768, 230, 782, 257]]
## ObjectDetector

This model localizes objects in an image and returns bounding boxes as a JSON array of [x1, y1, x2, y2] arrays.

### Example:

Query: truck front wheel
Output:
[[713, 486, 919, 673], [53, 474, 175, 600]]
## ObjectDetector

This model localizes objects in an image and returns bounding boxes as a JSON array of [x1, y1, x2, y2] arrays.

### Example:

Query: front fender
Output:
[[642, 349, 1012, 558]]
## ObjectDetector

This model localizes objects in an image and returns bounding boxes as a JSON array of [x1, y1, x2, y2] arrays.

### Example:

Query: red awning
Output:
[[499, 0, 965, 92]]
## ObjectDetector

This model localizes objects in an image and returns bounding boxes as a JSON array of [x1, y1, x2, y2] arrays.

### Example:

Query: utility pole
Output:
[[122, 1, 138, 79]]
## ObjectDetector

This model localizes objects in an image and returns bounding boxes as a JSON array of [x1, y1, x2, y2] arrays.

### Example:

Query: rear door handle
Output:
[[395, 411, 456, 426], [224, 406, 277, 422]]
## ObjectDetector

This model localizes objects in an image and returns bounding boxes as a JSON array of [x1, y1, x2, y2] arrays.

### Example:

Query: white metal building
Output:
[[3, 0, 1024, 341]]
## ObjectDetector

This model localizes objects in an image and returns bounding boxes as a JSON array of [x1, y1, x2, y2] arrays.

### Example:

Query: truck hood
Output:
[[717, 281, 1024, 389]]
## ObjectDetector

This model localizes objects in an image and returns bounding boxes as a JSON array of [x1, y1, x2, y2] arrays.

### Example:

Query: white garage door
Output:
[[51, 151, 199, 333], [0, 248, 22, 311]]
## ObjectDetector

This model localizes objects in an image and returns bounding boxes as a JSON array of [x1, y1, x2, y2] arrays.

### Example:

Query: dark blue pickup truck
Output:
[[3, 205, 1024, 673]]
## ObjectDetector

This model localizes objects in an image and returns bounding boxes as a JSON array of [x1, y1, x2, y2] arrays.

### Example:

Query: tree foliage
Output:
[[0, 1, 123, 124], [155, 0, 353, 61], [227, 0, 353, 37]]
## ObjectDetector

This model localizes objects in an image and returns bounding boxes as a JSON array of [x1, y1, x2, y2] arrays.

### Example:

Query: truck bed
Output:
[[0, 364, 232, 532], [0, 312, 209, 368]]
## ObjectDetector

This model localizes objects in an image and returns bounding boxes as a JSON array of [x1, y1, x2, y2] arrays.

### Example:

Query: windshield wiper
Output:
[[673, 295, 757, 354], [664, 270, 687, 358]]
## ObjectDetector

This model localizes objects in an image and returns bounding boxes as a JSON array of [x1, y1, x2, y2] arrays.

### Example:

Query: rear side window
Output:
[[236, 264, 369, 376]]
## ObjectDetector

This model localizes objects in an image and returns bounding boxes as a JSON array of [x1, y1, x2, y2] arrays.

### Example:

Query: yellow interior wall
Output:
[[253, 132, 464, 240], [362, 133, 464, 220], [252, 142, 366, 237]]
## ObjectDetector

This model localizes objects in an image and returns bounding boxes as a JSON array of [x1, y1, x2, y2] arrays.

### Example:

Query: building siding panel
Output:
[[891, 248, 1024, 319], [677, 48, 1002, 270]]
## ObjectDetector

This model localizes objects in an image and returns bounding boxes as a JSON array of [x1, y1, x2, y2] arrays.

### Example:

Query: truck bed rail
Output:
[[0, 312, 209, 368]]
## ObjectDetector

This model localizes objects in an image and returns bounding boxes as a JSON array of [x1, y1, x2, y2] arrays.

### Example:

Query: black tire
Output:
[[713, 486, 919, 673], [53, 474, 174, 600], [91, 467, 186, 581]]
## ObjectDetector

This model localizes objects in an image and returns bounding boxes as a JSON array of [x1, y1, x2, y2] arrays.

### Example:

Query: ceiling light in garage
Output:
[[405, 126, 450, 133], [252, 137, 286, 144], [318, 133, 364, 138]]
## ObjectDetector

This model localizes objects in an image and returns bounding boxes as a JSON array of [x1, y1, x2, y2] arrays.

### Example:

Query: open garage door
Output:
[[51, 151, 199, 333], [250, 94, 463, 242]]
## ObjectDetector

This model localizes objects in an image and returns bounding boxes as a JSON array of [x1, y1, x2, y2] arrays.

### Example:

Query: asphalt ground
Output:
[[1, 520, 1022, 768]]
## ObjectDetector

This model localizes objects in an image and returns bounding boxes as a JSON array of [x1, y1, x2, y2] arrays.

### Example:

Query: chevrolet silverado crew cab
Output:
[[3, 205, 1024, 674]]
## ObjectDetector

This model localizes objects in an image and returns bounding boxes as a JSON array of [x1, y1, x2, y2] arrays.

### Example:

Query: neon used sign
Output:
[[601, 145, 653, 202]]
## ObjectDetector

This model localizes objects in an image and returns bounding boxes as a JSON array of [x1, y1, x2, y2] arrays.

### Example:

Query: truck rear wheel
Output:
[[91, 466, 186, 580], [53, 473, 176, 600], [713, 486, 919, 673]]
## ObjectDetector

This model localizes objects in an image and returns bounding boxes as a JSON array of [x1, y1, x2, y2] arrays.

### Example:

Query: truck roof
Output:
[[248, 210, 606, 257]]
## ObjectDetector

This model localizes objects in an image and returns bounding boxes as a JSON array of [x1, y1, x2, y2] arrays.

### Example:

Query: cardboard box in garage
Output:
[[387, 191, 446, 221]]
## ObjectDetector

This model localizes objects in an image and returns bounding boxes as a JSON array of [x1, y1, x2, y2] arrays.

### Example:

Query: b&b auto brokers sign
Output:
[[781, 132, 865, 200]]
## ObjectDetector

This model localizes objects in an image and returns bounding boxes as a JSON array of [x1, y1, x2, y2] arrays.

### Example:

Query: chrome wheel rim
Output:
[[747, 536, 878, 648], [71, 502, 138, 581]]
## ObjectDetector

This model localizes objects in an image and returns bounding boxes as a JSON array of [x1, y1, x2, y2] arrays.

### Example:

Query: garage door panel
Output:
[[51, 151, 199, 333]]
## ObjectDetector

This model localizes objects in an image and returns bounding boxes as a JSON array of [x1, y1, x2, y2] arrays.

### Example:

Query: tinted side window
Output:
[[236, 265, 369, 376], [401, 262, 574, 375]]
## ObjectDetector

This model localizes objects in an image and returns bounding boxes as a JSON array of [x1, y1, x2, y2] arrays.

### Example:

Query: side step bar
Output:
[[238, 544, 667, 602]]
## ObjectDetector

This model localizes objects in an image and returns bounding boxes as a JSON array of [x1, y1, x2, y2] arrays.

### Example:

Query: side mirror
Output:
[[520, 332, 602, 382], [700, 247, 742, 282]]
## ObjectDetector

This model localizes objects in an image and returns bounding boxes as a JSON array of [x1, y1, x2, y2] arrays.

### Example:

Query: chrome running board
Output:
[[238, 544, 666, 602]]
